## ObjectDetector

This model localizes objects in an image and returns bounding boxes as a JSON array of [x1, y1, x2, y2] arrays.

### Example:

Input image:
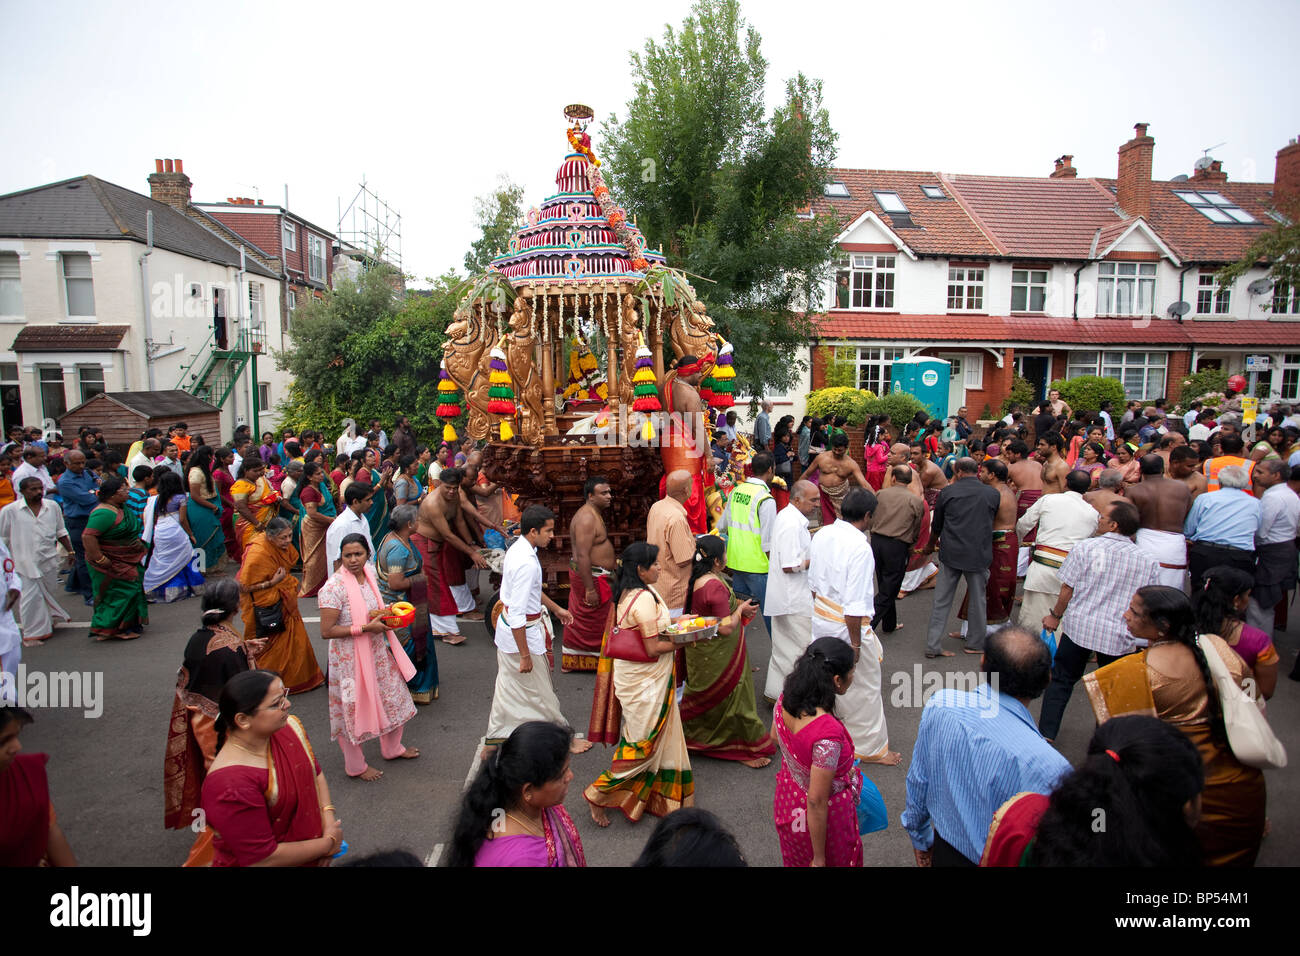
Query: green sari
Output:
[[679, 576, 776, 762], [361, 469, 389, 553], [85, 504, 149, 639], [187, 468, 226, 571]]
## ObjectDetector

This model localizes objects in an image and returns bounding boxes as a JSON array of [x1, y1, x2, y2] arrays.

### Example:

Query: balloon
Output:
[[1227, 375, 1247, 394]]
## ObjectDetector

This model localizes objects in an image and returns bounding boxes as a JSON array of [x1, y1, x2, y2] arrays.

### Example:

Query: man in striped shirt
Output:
[[1037, 500, 1160, 741], [902, 626, 1069, 866]]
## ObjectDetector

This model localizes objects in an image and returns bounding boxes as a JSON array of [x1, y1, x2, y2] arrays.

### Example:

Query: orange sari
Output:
[[238, 534, 324, 695], [232, 476, 279, 548]]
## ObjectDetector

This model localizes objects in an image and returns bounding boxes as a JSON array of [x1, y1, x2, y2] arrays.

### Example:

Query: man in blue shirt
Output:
[[1185, 464, 1261, 591], [902, 625, 1070, 866], [56, 449, 99, 604]]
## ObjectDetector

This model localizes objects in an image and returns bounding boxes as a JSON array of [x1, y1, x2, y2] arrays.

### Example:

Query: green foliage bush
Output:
[[1177, 368, 1230, 407], [1048, 376, 1126, 415], [862, 389, 930, 426], [1001, 374, 1036, 415], [806, 387, 875, 425]]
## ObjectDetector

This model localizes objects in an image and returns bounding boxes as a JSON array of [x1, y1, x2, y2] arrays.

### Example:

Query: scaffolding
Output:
[[337, 178, 402, 275]]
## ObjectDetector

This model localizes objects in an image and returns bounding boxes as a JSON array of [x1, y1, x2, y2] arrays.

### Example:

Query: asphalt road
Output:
[[15, 567, 1300, 867]]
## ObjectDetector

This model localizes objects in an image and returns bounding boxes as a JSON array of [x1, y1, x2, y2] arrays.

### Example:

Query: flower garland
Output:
[[631, 334, 660, 440], [588, 164, 651, 272], [710, 340, 735, 412], [486, 340, 517, 442], [436, 359, 464, 443]]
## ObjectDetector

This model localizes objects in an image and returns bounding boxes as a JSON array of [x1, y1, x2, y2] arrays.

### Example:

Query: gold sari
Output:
[[238, 533, 324, 695], [232, 476, 278, 548]]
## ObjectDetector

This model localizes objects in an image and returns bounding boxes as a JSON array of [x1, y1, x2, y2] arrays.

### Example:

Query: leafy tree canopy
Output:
[[464, 177, 525, 276]]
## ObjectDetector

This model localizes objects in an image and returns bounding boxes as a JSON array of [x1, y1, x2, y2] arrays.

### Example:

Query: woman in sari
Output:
[[0, 707, 77, 866], [392, 455, 424, 508], [981, 714, 1204, 867], [1084, 585, 1267, 866], [444, 721, 586, 867], [680, 536, 771, 766], [164, 580, 263, 838], [1249, 425, 1286, 462], [1193, 565, 1280, 700], [1075, 441, 1107, 489], [200, 670, 342, 867], [772, 637, 865, 867], [83, 476, 149, 641], [213, 446, 242, 563], [238, 518, 324, 696], [318, 533, 418, 780], [376, 505, 438, 704], [1112, 441, 1140, 484], [186, 445, 226, 574], [231, 458, 279, 551], [585, 541, 694, 826], [297, 462, 337, 599], [354, 448, 391, 552], [142, 469, 205, 603]]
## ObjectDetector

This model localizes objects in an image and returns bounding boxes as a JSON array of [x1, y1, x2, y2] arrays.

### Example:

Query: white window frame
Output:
[[38, 366, 66, 419], [833, 255, 896, 310], [835, 345, 905, 395], [946, 266, 985, 312], [282, 220, 296, 252], [77, 365, 105, 404], [1273, 282, 1300, 316], [248, 282, 262, 325], [1011, 268, 1049, 313], [1281, 354, 1300, 401], [962, 353, 983, 389], [308, 235, 326, 283], [0, 253, 21, 318], [1096, 261, 1156, 317], [1196, 269, 1231, 315], [286, 290, 296, 311], [1067, 350, 1167, 400], [258, 382, 271, 412], [873, 191, 908, 213], [61, 252, 95, 320]]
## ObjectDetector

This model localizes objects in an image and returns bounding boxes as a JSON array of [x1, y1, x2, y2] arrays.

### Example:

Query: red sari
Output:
[[773, 700, 862, 867], [214, 467, 242, 562], [0, 753, 51, 866], [200, 716, 326, 867]]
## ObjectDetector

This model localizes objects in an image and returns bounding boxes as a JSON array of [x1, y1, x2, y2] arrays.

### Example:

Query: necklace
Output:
[[226, 737, 268, 759], [505, 810, 544, 837]]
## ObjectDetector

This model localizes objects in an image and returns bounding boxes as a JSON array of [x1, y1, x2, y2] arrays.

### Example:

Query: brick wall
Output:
[[1167, 349, 1192, 402], [1116, 123, 1155, 220], [810, 345, 829, 390]]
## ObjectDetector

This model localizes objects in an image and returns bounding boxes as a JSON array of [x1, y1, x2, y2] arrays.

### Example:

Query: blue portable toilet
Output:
[[890, 356, 950, 420]]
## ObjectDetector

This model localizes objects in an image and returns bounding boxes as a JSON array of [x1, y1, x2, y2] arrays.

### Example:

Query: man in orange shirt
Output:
[[1203, 433, 1254, 493]]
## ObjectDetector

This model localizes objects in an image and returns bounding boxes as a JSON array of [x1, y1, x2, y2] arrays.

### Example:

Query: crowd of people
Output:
[[1, 379, 1294, 868]]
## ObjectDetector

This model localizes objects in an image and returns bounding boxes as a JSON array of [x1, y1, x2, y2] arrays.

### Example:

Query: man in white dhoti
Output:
[[1125, 454, 1193, 591], [1014, 470, 1098, 635], [763, 480, 818, 702], [485, 505, 593, 753], [0, 477, 73, 646], [0, 538, 23, 703], [808, 487, 901, 765]]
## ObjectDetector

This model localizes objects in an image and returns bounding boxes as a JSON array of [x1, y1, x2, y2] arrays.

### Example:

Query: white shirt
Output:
[[343, 435, 367, 456], [1099, 410, 1115, 441], [127, 451, 158, 475], [12, 462, 54, 494], [808, 519, 875, 639], [230, 451, 243, 479], [1189, 424, 1211, 441], [765, 505, 812, 616], [493, 536, 548, 655], [1258, 483, 1300, 546], [1015, 490, 1099, 595], [0, 498, 68, 577], [0, 537, 22, 658], [325, 509, 373, 569]]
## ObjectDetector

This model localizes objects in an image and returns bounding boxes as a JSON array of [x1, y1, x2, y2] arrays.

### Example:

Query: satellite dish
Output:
[[1194, 156, 1216, 171], [1170, 174, 1189, 183], [1167, 301, 1191, 318], [1247, 278, 1274, 295]]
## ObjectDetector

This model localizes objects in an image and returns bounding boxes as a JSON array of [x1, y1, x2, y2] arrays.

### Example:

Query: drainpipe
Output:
[[241, 247, 255, 435], [1071, 261, 1087, 321], [1176, 265, 1195, 323], [138, 210, 157, 389]]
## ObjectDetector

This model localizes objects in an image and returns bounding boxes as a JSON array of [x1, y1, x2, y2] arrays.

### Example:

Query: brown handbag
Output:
[[605, 589, 658, 663]]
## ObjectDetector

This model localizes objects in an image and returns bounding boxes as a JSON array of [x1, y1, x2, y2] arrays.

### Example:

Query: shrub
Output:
[[805, 387, 875, 425], [819, 346, 857, 389], [1048, 376, 1125, 416], [862, 389, 931, 426], [1001, 375, 1036, 415], [1177, 368, 1229, 408]]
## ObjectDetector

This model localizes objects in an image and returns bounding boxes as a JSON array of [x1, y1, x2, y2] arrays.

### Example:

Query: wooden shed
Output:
[[58, 391, 222, 455]]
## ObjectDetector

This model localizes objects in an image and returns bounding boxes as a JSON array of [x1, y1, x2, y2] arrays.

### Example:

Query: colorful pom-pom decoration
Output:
[[486, 345, 518, 417], [630, 337, 662, 413], [710, 341, 735, 409], [436, 360, 464, 440]]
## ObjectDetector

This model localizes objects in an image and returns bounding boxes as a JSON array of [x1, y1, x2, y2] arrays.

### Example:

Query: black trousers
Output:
[[63, 514, 93, 599], [932, 832, 977, 867], [1188, 541, 1255, 594], [871, 534, 910, 633], [1038, 633, 1130, 741]]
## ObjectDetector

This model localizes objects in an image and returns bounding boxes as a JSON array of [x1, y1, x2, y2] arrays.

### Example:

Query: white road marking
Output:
[[426, 844, 443, 867]]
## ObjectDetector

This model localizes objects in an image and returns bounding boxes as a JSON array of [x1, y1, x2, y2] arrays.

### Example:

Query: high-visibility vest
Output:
[[725, 478, 772, 573], [1203, 456, 1253, 492]]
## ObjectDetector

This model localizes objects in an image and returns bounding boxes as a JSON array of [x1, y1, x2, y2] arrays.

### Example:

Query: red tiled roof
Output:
[[814, 169, 1000, 257], [1095, 179, 1278, 264], [11, 324, 129, 352], [814, 313, 1300, 348], [939, 175, 1123, 259]]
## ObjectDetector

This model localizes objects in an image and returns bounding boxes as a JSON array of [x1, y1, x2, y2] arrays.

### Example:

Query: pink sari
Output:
[[472, 805, 587, 867], [772, 697, 863, 867]]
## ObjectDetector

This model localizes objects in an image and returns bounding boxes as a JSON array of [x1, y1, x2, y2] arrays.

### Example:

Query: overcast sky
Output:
[[4, 0, 1297, 286]]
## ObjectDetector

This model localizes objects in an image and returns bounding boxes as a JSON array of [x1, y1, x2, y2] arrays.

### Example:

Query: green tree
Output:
[[600, 0, 841, 400], [1215, 204, 1300, 300], [275, 267, 461, 441], [464, 177, 525, 276]]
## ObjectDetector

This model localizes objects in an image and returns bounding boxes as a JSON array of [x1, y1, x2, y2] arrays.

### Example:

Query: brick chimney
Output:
[[148, 158, 192, 210], [1050, 154, 1077, 179], [1274, 137, 1300, 216], [1190, 159, 1228, 183], [1116, 123, 1154, 219]]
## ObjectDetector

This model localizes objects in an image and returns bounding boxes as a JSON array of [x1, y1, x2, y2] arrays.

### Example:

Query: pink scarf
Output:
[[342, 564, 416, 738]]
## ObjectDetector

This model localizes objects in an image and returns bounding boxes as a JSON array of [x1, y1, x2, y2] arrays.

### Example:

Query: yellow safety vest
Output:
[[725, 478, 771, 573]]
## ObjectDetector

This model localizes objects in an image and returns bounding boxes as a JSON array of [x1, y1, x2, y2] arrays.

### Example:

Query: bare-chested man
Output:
[[1126, 454, 1193, 589], [563, 476, 616, 671], [910, 442, 949, 508], [415, 467, 489, 644], [952, 457, 1020, 640], [661, 354, 711, 533], [1005, 439, 1044, 579], [883, 443, 924, 495], [1037, 433, 1069, 495], [1036, 388, 1072, 422], [461, 451, 510, 598], [1155, 432, 1186, 474], [803, 432, 868, 524], [1084, 469, 1126, 514], [884, 443, 938, 594], [1169, 445, 1208, 501]]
